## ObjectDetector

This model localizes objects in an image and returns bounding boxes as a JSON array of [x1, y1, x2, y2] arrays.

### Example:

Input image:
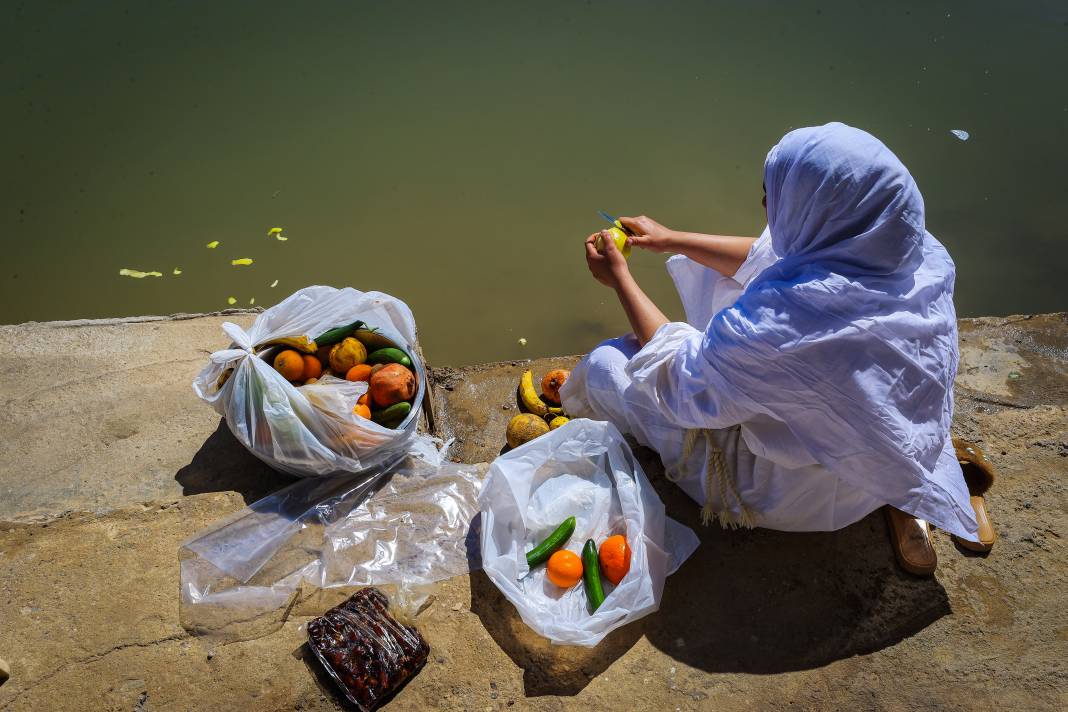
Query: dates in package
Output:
[[307, 587, 430, 711]]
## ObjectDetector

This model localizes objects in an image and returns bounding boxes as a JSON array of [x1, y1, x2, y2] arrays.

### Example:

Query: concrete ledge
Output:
[[0, 313, 1065, 710]]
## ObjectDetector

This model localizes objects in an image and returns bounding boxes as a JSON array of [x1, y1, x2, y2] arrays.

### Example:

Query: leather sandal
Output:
[[884, 506, 937, 576], [951, 438, 997, 552]]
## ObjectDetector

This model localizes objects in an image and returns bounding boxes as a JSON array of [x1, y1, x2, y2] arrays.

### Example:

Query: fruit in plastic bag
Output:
[[329, 337, 368, 373], [369, 364, 416, 408], [547, 550, 583, 588], [273, 349, 305, 381], [599, 535, 631, 585]]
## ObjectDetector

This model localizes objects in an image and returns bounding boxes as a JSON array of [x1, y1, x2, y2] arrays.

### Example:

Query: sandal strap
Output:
[[952, 438, 996, 495]]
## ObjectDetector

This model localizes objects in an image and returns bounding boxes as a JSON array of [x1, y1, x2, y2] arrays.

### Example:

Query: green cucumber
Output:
[[525, 516, 576, 568], [366, 347, 412, 368], [313, 320, 365, 348], [582, 539, 606, 612], [371, 401, 412, 426]]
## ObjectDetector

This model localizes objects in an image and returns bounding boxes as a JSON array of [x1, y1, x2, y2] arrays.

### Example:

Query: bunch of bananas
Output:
[[506, 368, 572, 449]]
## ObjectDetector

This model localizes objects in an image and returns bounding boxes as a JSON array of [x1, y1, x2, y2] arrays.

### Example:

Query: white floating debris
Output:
[[276, 234, 288, 241], [119, 268, 162, 278], [206, 240, 220, 249], [249, 297, 256, 305], [950, 129, 970, 141], [231, 258, 253, 266], [270, 279, 279, 288], [172, 267, 182, 276], [518, 337, 527, 346], [227, 297, 237, 305]]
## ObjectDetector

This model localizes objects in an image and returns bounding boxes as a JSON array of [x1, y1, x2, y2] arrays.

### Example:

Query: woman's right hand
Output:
[[619, 215, 676, 253]]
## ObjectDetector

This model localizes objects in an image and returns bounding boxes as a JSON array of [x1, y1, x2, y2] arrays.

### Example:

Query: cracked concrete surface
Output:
[[0, 312, 1066, 710]]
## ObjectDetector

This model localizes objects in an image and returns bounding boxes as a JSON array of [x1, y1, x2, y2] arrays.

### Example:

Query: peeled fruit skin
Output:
[[368, 363, 416, 408], [541, 369, 570, 405], [329, 337, 367, 373], [594, 226, 632, 259], [506, 413, 550, 449]]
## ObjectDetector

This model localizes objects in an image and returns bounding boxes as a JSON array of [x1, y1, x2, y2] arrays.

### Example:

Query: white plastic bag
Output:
[[192, 286, 436, 477], [180, 456, 484, 641], [479, 418, 699, 646]]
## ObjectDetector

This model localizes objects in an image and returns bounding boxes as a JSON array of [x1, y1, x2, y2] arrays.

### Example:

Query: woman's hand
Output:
[[585, 230, 631, 289], [619, 215, 676, 253]]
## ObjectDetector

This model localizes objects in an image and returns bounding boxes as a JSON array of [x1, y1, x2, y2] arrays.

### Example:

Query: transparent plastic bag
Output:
[[192, 285, 435, 478], [478, 418, 699, 646], [180, 456, 484, 642]]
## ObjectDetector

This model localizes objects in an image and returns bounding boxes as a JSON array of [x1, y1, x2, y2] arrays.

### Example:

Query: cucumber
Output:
[[582, 539, 606, 612], [366, 347, 412, 368], [525, 516, 576, 568], [313, 320, 365, 348], [371, 401, 412, 426]]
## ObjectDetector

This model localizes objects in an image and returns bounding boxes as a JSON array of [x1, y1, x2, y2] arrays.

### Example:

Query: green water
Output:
[[3, 1, 1066, 365]]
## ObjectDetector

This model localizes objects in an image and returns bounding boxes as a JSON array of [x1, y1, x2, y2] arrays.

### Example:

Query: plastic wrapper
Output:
[[479, 418, 700, 646], [307, 587, 429, 711], [180, 457, 484, 642], [192, 285, 436, 478]]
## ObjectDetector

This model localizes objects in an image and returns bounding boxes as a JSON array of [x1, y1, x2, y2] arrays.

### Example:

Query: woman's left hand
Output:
[[585, 230, 631, 289]]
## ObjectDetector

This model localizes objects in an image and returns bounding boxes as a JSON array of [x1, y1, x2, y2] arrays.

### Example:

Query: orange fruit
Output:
[[302, 354, 323, 381], [598, 535, 631, 585], [541, 369, 570, 405], [346, 364, 373, 382], [353, 403, 371, 419], [304, 377, 319, 386], [546, 549, 583, 588], [273, 349, 305, 381], [369, 364, 416, 408], [357, 393, 370, 407]]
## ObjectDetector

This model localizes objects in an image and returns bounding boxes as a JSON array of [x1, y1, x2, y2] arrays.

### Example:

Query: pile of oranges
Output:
[[546, 535, 631, 589], [270, 331, 417, 429]]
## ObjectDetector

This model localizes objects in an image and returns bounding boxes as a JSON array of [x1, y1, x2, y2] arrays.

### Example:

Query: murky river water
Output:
[[3, 1, 1066, 365]]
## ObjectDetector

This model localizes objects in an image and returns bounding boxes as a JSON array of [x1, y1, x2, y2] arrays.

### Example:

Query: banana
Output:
[[518, 369, 550, 417], [255, 336, 318, 354]]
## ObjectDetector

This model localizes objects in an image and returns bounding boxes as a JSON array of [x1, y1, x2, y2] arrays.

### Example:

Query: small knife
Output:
[[597, 210, 635, 236]]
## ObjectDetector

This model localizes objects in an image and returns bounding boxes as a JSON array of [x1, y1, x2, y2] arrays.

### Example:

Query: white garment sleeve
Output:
[[623, 322, 754, 432]]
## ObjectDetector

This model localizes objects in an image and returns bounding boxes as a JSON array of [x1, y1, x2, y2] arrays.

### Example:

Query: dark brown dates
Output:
[[307, 587, 429, 711]]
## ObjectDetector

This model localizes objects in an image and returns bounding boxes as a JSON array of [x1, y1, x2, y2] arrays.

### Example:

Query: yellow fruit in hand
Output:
[[594, 226, 632, 259]]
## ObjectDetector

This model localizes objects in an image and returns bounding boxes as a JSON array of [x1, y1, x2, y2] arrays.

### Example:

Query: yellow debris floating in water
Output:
[[249, 297, 256, 305], [276, 235, 288, 241], [119, 268, 162, 278], [518, 337, 528, 346], [231, 258, 254, 266], [206, 240, 220, 249], [267, 227, 283, 235], [227, 297, 237, 305], [172, 268, 182, 276], [270, 279, 279, 288]]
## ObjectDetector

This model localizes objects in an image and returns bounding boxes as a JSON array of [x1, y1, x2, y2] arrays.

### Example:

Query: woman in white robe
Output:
[[561, 122, 979, 567]]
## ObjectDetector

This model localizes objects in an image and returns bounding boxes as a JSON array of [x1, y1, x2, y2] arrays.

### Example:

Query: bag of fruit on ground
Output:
[[193, 285, 433, 477], [478, 418, 700, 646]]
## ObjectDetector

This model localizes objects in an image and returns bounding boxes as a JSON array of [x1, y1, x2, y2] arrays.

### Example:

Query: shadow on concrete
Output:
[[629, 445, 952, 674], [175, 420, 296, 504], [469, 569, 644, 697], [295, 638, 426, 711]]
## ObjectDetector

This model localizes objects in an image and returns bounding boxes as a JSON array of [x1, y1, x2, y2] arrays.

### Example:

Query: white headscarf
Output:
[[633, 122, 977, 538]]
